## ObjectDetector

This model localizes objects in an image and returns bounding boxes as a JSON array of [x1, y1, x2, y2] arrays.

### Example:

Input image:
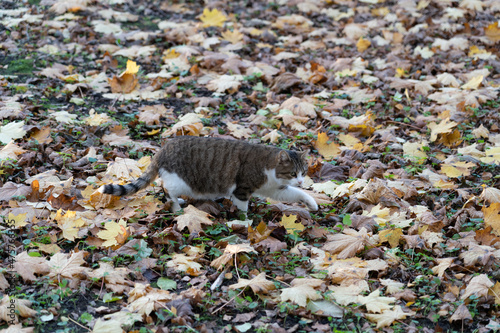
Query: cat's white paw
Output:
[[303, 197, 318, 211]]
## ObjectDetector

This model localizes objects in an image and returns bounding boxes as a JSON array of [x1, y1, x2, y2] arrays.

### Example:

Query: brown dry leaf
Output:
[[482, 203, 500, 236], [315, 132, 341, 159], [108, 73, 138, 94], [163, 113, 203, 137], [0, 182, 31, 201], [127, 285, 172, 316], [428, 118, 457, 142], [450, 304, 472, 322], [461, 274, 494, 300], [0, 296, 37, 323], [222, 29, 244, 43], [174, 205, 213, 233], [48, 251, 88, 283], [280, 96, 316, 118], [225, 121, 253, 139], [229, 272, 276, 294], [489, 282, 500, 305], [431, 258, 454, 278], [14, 252, 50, 282], [211, 243, 257, 270], [322, 227, 372, 259], [28, 125, 52, 144], [166, 253, 203, 276], [480, 186, 500, 203]]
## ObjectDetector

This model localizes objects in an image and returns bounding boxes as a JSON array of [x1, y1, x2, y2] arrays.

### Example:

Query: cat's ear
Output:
[[298, 150, 308, 160], [278, 150, 290, 163]]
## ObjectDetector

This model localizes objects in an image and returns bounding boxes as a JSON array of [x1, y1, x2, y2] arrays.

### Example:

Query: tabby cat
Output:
[[99, 136, 318, 213]]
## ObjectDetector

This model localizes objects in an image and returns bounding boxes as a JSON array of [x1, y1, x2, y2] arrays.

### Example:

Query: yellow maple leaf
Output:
[[314, 132, 341, 160], [483, 203, 500, 236], [428, 118, 457, 142], [440, 161, 475, 178], [7, 212, 28, 228], [461, 75, 483, 90], [221, 29, 244, 44], [480, 147, 500, 164], [97, 220, 128, 247], [163, 48, 180, 59], [123, 59, 140, 75], [378, 228, 403, 248], [200, 8, 227, 28], [357, 37, 371, 52], [280, 214, 304, 234], [54, 209, 86, 241], [485, 22, 500, 42]]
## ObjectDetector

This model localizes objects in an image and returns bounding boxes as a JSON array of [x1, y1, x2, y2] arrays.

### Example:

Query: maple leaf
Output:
[[222, 29, 244, 43], [127, 285, 172, 315], [482, 203, 500, 236], [206, 74, 242, 93], [51, 111, 78, 124], [174, 205, 213, 233], [200, 8, 227, 27], [163, 113, 203, 137], [48, 251, 89, 283], [365, 305, 414, 328], [485, 22, 500, 42], [84, 109, 112, 126], [356, 37, 371, 52], [489, 282, 500, 305], [0, 141, 26, 160], [428, 118, 457, 142], [211, 243, 257, 270], [358, 289, 395, 313], [281, 284, 321, 307], [315, 132, 341, 159], [0, 295, 37, 323], [450, 304, 472, 322], [54, 209, 86, 241], [480, 147, 500, 164], [280, 214, 304, 234], [323, 227, 371, 259], [0, 121, 26, 144], [7, 212, 28, 228], [461, 274, 494, 300], [229, 272, 276, 294], [431, 258, 454, 278], [378, 228, 403, 248], [280, 96, 316, 118], [14, 251, 50, 282], [380, 279, 405, 295], [329, 281, 369, 306], [97, 220, 129, 247], [166, 253, 202, 275], [225, 121, 253, 139]]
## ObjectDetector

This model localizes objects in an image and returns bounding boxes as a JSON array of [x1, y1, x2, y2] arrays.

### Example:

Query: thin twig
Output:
[[212, 288, 246, 314], [67, 316, 91, 332]]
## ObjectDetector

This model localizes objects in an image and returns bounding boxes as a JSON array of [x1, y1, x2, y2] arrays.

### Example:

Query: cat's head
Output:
[[275, 150, 308, 186]]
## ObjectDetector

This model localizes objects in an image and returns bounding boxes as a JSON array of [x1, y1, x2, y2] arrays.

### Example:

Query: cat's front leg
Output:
[[268, 186, 318, 211]]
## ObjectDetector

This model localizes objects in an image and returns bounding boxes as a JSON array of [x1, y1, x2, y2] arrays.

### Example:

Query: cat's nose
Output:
[[297, 180, 303, 185]]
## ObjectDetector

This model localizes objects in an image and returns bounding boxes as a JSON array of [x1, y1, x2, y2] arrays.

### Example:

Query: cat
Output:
[[98, 136, 318, 214]]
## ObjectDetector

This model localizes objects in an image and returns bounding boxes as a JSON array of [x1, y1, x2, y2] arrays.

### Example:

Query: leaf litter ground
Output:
[[1, 0, 500, 332]]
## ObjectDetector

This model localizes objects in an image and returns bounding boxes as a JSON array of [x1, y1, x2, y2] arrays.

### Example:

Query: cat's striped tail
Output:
[[98, 163, 159, 196]]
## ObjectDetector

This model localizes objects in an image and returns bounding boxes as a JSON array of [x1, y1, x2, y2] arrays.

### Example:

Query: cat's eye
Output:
[[291, 172, 297, 177]]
